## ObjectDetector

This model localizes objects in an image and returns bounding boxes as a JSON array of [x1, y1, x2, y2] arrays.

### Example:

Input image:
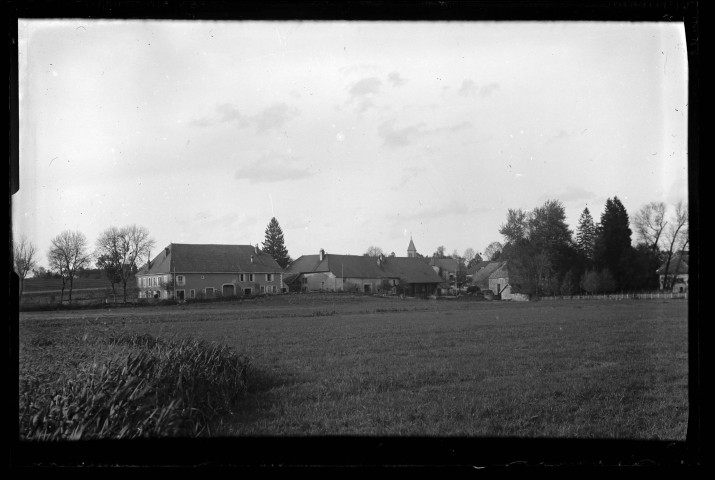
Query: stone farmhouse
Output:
[[657, 252, 689, 293], [428, 257, 465, 294], [469, 261, 504, 292], [135, 243, 285, 301], [284, 246, 443, 297]]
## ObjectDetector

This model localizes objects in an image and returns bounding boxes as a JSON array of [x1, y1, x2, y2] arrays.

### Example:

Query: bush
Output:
[[19, 333, 252, 439]]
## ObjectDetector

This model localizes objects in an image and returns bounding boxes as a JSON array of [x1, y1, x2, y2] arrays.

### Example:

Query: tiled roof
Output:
[[379, 257, 444, 284], [137, 244, 283, 275], [285, 253, 384, 278], [488, 261, 510, 280], [470, 261, 504, 287], [656, 253, 689, 275], [429, 258, 461, 272], [467, 260, 491, 277], [285, 253, 443, 284]]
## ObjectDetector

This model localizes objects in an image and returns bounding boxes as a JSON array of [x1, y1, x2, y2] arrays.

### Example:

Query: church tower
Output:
[[407, 237, 417, 258]]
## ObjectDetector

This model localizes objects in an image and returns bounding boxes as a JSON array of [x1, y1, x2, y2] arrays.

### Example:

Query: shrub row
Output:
[[19, 333, 252, 440]]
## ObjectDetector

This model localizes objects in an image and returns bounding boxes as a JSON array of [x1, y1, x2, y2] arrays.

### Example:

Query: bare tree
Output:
[[364, 246, 384, 257], [48, 230, 92, 304], [13, 235, 38, 298], [483, 241, 503, 261], [633, 201, 667, 251], [660, 202, 688, 290], [94, 226, 124, 296], [463, 247, 476, 265], [97, 225, 156, 303]]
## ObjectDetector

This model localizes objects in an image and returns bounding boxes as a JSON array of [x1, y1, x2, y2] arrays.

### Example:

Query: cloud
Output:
[[378, 120, 429, 147], [348, 76, 383, 112], [190, 102, 299, 132], [457, 80, 499, 98], [234, 152, 313, 183], [387, 71, 407, 87], [479, 83, 500, 97], [378, 120, 473, 148], [390, 167, 421, 191], [458, 79, 477, 96], [252, 103, 300, 133], [350, 77, 382, 97]]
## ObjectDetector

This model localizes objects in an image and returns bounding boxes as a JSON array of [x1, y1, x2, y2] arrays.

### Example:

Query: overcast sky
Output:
[[14, 20, 688, 267]]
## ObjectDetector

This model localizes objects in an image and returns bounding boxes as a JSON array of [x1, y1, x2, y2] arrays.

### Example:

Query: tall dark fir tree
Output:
[[576, 207, 597, 262], [593, 196, 633, 289], [261, 217, 291, 269]]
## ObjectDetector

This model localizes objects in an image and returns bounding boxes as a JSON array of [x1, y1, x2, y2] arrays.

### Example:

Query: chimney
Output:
[[165, 246, 170, 256], [250, 255, 254, 264], [377, 253, 384, 266], [319, 249, 325, 261], [255, 244, 259, 254]]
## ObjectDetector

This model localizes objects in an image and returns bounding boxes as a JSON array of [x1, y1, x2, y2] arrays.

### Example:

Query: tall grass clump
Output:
[[19, 333, 251, 440]]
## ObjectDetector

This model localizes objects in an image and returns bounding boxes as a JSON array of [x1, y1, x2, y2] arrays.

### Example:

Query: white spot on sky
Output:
[[52, 70, 58, 77], [336, 132, 345, 142]]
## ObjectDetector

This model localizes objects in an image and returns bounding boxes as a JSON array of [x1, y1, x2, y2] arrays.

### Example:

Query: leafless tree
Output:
[[13, 235, 37, 297], [463, 247, 476, 265], [633, 201, 667, 251], [483, 241, 503, 261], [96, 224, 155, 303], [364, 246, 384, 257], [660, 201, 688, 290], [48, 230, 92, 304]]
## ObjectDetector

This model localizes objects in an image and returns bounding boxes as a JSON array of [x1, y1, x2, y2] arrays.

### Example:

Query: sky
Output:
[[13, 20, 689, 268]]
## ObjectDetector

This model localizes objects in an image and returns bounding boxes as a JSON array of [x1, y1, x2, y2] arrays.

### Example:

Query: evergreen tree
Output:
[[261, 217, 291, 268], [575, 207, 597, 261], [593, 197, 633, 290]]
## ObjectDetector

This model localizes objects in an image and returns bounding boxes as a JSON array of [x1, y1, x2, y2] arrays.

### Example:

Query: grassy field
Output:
[[18, 294, 689, 441]]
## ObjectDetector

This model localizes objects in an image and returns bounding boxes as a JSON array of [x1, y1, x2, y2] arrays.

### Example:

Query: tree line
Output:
[[12, 217, 293, 305], [493, 197, 688, 296]]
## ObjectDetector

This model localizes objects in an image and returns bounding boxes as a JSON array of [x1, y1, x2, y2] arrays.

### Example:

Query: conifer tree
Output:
[[261, 217, 291, 268], [593, 197, 633, 289], [576, 207, 597, 261]]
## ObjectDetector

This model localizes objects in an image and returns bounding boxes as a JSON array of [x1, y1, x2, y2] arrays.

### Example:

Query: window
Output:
[[205, 287, 214, 297], [190, 289, 195, 299], [266, 273, 273, 282], [201, 275, 205, 280], [249, 274, 254, 282], [176, 275, 185, 286], [239, 274, 245, 282], [260, 285, 265, 293]]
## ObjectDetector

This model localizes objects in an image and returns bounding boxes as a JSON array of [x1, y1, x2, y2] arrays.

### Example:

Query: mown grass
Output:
[[18, 296, 688, 440]]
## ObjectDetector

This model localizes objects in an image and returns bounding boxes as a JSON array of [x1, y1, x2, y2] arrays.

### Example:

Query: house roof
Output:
[[407, 238, 416, 252], [656, 253, 689, 275], [470, 261, 504, 287], [488, 261, 510, 280], [137, 244, 283, 275], [467, 260, 491, 277], [379, 257, 444, 284], [429, 258, 462, 272], [285, 253, 443, 284]]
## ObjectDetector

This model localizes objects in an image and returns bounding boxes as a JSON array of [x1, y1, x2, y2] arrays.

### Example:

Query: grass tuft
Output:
[[19, 333, 251, 440]]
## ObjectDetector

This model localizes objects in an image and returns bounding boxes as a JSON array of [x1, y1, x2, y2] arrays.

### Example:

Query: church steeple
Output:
[[407, 237, 417, 258]]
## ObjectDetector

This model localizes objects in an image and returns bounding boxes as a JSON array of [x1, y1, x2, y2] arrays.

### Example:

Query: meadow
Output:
[[18, 294, 689, 442]]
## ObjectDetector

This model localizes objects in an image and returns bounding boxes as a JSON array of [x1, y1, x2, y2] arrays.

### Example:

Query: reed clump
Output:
[[19, 333, 251, 439]]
